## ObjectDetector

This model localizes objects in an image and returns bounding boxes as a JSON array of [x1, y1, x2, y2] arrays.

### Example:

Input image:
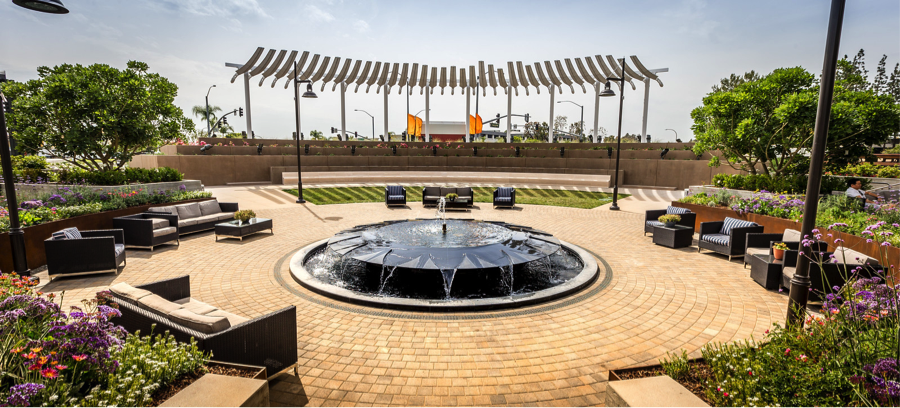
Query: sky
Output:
[[1, 0, 898, 142]]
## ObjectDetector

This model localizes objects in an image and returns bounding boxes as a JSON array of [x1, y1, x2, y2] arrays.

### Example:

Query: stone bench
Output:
[[279, 171, 624, 188]]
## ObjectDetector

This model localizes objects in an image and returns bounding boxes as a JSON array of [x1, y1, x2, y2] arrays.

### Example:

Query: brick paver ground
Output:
[[36, 199, 787, 406]]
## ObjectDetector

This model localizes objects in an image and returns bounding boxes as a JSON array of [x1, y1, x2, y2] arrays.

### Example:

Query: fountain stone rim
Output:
[[289, 237, 599, 312]]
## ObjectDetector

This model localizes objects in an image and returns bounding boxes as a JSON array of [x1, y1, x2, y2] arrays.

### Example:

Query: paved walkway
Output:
[[35, 190, 787, 407]]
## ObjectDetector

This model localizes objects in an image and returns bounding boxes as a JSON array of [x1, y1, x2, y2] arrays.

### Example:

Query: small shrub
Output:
[[877, 166, 900, 178], [658, 214, 681, 223], [234, 209, 257, 222], [660, 350, 690, 381]]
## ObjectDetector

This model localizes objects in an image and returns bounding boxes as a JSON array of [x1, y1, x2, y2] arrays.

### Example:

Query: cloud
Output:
[[353, 19, 369, 33], [670, 0, 720, 38], [304, 4, 335, 22], [154, 0, 269, 19]]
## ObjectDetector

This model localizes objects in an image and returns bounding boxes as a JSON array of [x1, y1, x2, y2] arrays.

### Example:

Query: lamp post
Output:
[[665, 128, 677, 141], [354, 109, 375, 140], [557, 101, 584, 141], [2, 0, 69, 277], [786, 0, 847, 327], [599, 57, 626, 211], [205, 85, 216, 137], [293, 60, 317, 204]]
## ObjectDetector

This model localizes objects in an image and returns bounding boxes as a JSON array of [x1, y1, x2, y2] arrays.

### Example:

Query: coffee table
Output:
[[444, 199, 470, 211], [215, 218, 274, 242], [651, 225, 694, 248], [748, 253, 783, 290]]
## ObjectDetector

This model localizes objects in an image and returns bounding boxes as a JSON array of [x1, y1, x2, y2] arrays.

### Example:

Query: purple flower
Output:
[[6, 383, 45, 407], [179, 184, 187, 191]]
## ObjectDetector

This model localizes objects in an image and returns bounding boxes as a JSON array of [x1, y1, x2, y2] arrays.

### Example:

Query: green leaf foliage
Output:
[[1, 61, 194, 172]]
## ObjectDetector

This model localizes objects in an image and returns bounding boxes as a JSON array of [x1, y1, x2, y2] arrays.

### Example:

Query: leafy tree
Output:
[[888, 63, 900, 104], [553, 115, 567, 131], [309, 130, 324, 140], [691, 65, 900, 177], [711, 71, 760, 93], [872, 55, 890, 96], [2, 61, 193, 171], [568, 120, 584, 136], [191, 104, 233, 135], [524, 121, 549, 141]]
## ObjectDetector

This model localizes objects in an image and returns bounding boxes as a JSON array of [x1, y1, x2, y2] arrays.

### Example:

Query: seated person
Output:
[[846, 178, 879, 204]]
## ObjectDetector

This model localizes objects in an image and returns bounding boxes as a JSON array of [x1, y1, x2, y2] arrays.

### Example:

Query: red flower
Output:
[[72, 354, 87, 362], [55, 365, 67, 370], [29, 364, 41, 371], [41, 368, 58, 378]]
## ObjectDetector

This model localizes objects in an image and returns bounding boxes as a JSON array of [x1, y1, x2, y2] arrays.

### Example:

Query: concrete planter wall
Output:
[[607, 360, 709, 407], [0, 198, 211, 272], [160, 361, 269, 407], [199, 137, 695, 150]]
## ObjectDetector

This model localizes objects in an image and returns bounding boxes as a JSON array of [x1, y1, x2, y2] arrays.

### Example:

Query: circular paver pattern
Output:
[[38, 202, 788, 406]]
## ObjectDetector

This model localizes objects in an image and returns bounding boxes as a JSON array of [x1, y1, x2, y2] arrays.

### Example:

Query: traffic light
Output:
[[238, 107, 244, 117], [354, 131, 358, 139], [524, 113, 530, 122], [496, 113, 500, 118], [222, 117, 228, 125], [331, 127, 337, 134]]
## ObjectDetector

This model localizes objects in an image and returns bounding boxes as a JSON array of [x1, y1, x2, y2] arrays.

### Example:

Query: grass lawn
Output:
[[282, 186, 626, 209]]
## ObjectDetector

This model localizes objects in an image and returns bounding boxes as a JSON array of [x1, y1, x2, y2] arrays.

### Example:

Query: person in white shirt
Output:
[[846, 178, 879, 204]]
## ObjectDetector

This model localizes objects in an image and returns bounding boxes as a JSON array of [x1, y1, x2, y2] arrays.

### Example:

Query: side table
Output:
[[748, 254, 783, 290], [651, 225, 694, 249]]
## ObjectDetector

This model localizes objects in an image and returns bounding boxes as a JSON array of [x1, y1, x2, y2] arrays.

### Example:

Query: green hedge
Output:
[[711, 173, 861, 194], [58, 167, 183, 185]]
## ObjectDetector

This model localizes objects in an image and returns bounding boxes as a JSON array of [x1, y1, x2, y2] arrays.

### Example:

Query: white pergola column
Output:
[[243, 72, 253, 138], [425, 86, 431, 142], [548, 85, 555, 143], [641, 78, 650, 141], [593, 82, 600, 143], [340, 82, 347, 140], [383, 89, 389, 141], [465, 86, 471, 143], [506, 83, 512, 143]]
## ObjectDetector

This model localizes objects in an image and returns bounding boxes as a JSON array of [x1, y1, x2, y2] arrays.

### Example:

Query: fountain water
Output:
[[295, 219, 596, 310], [436, 197, 447, 232]]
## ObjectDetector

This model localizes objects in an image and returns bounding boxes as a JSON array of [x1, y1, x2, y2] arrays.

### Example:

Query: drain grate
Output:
[[273, 243, 613, 321]]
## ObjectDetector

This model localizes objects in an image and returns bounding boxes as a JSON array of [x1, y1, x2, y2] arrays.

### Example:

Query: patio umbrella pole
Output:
[[786, 0, 846, 327]]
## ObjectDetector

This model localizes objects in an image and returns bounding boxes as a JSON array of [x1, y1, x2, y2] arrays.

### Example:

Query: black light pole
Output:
[[205, 85, 216, 137], [354, 109, 375, 140], [787, 0, 847, 327], [3, 0, 69, 276], [600, 58, 626, 211], [293, 60, 317, 203]]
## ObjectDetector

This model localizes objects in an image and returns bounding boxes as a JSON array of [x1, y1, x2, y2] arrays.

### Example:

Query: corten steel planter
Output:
[[673, 201, 900, 282], [0, 198, 210, 272]]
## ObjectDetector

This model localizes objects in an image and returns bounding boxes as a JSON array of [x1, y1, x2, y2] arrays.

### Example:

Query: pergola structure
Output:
[[227, 47, 667, 143]]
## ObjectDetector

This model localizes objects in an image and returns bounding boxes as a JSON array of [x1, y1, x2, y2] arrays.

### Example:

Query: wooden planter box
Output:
[[672, 201, 900, 281], [607, 360, 709, 407], [0, 198, 211, 273], [161, 361, 269, 407]]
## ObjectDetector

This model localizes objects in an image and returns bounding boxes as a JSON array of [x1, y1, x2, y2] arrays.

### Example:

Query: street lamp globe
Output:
[[302, 83, 317, 98], [599, 82, 616, 97]]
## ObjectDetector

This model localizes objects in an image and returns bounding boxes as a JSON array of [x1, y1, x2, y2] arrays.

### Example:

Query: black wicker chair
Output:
[[385, 185, 407, 207], [780, 249, 882, 301], [109, 275, 299, 378], [113, 212, 180, 251], [493, 187, 515, 208], [698, 217, 764, 261], [742, 229, 801, 268], [644, 206, 696, 236], [45, 227, 126, 280]]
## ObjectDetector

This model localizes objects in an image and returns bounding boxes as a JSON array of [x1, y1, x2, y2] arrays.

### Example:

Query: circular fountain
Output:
[[290, 216, 598, 311]]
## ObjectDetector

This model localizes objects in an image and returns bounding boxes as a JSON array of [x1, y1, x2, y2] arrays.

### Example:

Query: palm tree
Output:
[[192, 105, 222, 133]]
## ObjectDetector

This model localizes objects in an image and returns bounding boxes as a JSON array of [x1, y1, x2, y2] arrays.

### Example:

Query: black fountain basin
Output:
[[290, 219, 599, 311]]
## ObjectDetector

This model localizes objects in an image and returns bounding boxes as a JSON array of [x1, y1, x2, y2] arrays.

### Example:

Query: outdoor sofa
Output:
[[780, 247, 882, 301], [385, 185, 407, 207], [108, 275, 298, 377], [45, 227, 126, 280], [644, 206, 696, 235], [422, 187, 474, 207], [146, 200, 238, 235], [698, 217, 764, 261]]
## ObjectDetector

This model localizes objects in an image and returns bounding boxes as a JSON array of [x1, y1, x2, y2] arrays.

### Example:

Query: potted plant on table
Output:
[[234, 209, 256, 225], [446, 193, 459, 202], [658, 214, 681, 228], [773, 242, 789, 260]]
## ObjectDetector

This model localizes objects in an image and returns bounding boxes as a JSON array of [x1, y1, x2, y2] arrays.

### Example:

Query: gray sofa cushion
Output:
[[423, 187, 441, 197], [148, 206, 177, 217], [216, 213, 236, 221], [193, 214, 225, 225], [137, 294, 184, 315], [832, 246, 877, 265], [204, 309, 249, 326], [198, 200, 222, 216], [114, 244, 126, 257], [782, 229, 802, 242], [175, 298, 218, 315], [168, 309, 230, 334], [148, 218, 169, 229], [175, 203, 202, 220], [178, 219, 200, 228], [152, 227, 177, 237], [109, 282, 153, 303]]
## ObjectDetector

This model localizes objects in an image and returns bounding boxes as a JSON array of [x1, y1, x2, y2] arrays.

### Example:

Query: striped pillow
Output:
[[720, 217, 756, 236], [497, 187, 514, 197], [666, 206, 690, 215], [51, 231, 67, 240], [387, 186, 403, 195], [61, 227, 82, 240]]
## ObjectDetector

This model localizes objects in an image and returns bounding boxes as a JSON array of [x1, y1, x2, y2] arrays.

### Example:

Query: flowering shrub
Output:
[[730, 191, 805, 220], [0, 274, 209, 407]]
